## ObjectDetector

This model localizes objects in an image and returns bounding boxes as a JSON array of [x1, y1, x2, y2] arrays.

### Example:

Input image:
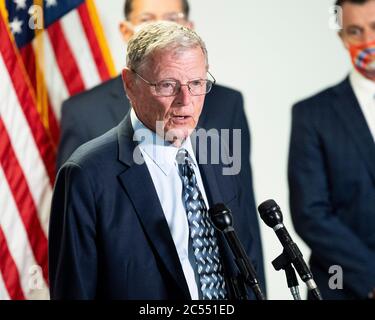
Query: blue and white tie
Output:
[[176, 148, 227, 300]]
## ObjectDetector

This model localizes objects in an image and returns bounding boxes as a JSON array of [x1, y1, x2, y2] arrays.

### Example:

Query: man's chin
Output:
[[164, 126, 194, 144]]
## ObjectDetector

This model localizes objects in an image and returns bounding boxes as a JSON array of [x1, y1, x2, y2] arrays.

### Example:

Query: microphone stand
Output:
[[227, 274, 249, 300], [258, 199, 323, 300], [209, 204, 266, 300], [272, 250, 301, 300], [225, 230, 265, 300]]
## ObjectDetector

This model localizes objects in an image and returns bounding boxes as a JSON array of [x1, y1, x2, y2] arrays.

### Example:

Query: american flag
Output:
[[0, 0, 116, 299]]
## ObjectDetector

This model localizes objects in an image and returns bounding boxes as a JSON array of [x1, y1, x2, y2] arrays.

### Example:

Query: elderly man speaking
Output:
[[49, 22, 260, 300]]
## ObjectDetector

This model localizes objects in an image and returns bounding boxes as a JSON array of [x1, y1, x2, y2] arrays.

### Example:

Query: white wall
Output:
[[95, 0, 351, 300]]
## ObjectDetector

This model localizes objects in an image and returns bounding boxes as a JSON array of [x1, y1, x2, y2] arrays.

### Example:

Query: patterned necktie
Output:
[[176, 148, 227, 300]]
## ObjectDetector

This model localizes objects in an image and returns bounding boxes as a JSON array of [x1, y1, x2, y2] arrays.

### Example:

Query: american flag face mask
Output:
[[349, 39, 375, 80]]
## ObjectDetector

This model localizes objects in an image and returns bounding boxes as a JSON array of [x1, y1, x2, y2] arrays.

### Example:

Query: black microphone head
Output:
[[208, 203, 233, 231], [257, 199, 283, 228]]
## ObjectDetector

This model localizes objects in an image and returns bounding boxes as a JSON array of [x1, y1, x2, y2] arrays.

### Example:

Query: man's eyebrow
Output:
[[137, 12, 154, 16], [344, 23, 363, 30]]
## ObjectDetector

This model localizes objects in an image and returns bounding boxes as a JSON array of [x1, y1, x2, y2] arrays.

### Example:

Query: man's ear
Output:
[[122, 68, 135, 98], [119, 20, 134, 42], [184, 20, 194, 30]]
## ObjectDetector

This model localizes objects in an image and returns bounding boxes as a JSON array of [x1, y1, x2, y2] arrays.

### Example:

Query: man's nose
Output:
[[175, 84, 192, 106]]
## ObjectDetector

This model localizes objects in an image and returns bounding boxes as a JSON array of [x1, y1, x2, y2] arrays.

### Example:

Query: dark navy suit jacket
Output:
[[49, 115, 261, 299], [56, 75, 266, 294], [288, 77, 375, 299]]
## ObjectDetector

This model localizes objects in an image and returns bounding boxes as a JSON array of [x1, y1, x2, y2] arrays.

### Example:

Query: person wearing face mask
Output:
[[288, 0, 375, 300]]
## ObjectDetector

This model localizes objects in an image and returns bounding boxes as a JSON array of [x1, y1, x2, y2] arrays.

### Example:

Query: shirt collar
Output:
[[349, 68, 375, 99], [130, 108, 198, 176]]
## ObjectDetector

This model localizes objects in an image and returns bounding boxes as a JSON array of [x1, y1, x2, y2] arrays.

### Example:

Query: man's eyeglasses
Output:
[[133, 12, 187, 25], [131, 70, 216, 97]]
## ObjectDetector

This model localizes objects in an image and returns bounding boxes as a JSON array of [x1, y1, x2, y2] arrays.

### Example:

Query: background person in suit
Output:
[[288, 0, 375, 300], [49, 22, 262, 299], [57, 0, 265, 293]]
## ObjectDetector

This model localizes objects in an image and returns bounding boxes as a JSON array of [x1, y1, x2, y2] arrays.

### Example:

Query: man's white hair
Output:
[[126, 21, 208, 72]]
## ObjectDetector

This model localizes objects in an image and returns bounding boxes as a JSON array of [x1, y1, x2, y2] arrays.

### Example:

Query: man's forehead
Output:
[[145, 47, 204, 66], [342, 1, 375, 26], [138, 48, 206, 78]]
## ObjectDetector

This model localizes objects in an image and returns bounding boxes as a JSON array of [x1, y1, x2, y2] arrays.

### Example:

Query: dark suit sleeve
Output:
[[57, 101, 90, 170], [49, 162, 97, 299], [231, 92, 266, 294], [232, 92, 252, 204], [288, 102, 375, 298]]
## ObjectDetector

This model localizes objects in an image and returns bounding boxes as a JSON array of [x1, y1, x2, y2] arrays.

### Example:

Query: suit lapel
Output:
[[116, 115, 190, 298], [332, 78, 375, 184]]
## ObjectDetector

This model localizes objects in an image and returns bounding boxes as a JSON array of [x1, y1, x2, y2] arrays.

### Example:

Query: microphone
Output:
[[209, 203, 265, 300], [258, 199, 322, 300]]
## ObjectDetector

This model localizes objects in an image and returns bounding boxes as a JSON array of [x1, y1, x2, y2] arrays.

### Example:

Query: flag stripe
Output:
[[77, 2, 111, 81], [0, 226, 25, 300], [0, 54, 52, 236], [19, 45, 37, 93], [60, 9, 101, 89], [0, 118, 49, 286], [0, 271, 10, 300], [35, 34, 69, 121], [0, 166, 49, 299], [47, 21, 85, 95], [85, 0, 117, 78], [20, 44, 61, 146], [0, 16, 56, 185]]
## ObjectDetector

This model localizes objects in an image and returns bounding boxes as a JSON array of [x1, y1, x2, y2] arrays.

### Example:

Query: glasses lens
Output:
[[156, 80, 178, 96], [190, 80, 215, 95], [163, 12, 186, 23], [133, 13, 186, 24], [187, 80, 207, 95]]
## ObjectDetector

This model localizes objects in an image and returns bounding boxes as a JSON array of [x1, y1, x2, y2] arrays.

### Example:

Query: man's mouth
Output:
[[173, 115, 190, 120], [170, 115, 193, 123]]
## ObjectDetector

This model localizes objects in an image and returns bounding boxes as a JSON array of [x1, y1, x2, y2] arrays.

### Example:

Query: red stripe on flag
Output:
[[0, 17, 56, 185], [77, 3, 111, 81], [0, 226, 25, 300], [0, 118, 49, 286], [19, 45, 60, 147], [47, 21, 85, 95], [19, 45, 36, 90]]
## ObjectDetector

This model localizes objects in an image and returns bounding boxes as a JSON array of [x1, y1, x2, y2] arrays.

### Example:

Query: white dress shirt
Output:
[[350, 69, 375, 142], [131, 109, 210, 300]]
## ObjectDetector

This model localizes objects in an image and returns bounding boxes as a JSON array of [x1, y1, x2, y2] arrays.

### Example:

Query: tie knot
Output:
[[176, 148, 189, 165], [176, 148, 194, 179]]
